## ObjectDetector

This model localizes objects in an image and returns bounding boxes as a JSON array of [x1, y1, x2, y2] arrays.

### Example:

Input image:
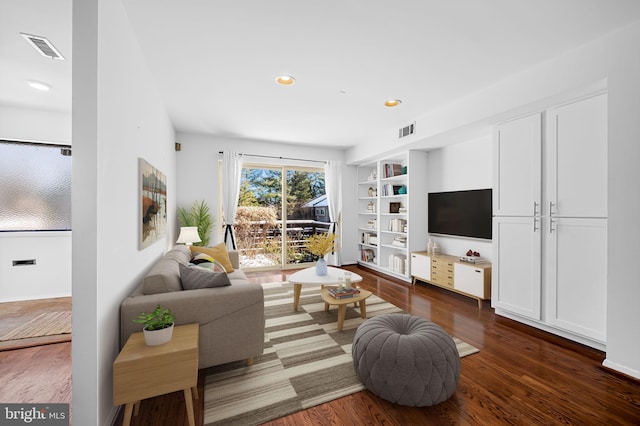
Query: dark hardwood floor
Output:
[[2, 268, 639, 425]]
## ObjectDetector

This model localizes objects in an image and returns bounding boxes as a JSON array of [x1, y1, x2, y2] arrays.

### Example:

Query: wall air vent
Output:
[[398, 122, 416, 139], [20, 33, 65, 60]]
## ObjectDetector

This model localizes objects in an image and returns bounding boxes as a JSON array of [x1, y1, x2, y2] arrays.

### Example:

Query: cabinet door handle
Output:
[[533, 217, 539, 232], [549, 201, 556, 216], [549, 217, 555, 233], [533, 201, 539, 216]]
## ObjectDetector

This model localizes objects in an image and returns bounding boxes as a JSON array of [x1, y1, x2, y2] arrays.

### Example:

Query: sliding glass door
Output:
[[235, 163, 327, 270]]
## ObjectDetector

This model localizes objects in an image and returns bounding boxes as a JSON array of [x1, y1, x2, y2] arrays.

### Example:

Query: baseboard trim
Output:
[[602, 359, 640, 382]]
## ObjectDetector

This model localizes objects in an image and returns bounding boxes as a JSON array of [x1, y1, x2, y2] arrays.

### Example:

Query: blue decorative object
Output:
[[398, 185, 407, 195], [316, 257, 328, 276]]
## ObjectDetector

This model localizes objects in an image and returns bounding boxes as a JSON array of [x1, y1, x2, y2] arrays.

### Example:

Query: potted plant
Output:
[[178, 200, 214, 247], [133, 304, 176, 346], [305, 233, 339, 276]]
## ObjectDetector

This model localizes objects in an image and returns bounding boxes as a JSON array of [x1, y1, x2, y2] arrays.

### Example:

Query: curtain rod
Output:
[[218, 151, 326, 164], [1, 139, 71, 149]]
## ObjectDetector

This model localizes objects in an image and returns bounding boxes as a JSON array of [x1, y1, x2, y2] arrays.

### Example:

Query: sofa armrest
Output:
[[120, 281, 263, 348]]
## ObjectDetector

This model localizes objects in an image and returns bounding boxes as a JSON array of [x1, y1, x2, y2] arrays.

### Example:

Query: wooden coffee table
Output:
[[320, 286, 372, 331], [288, 266, 362, 311], [113, 323, 199, 426]]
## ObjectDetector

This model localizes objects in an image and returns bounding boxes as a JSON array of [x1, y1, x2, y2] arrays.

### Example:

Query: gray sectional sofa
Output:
[[120, 245, 264, 368]]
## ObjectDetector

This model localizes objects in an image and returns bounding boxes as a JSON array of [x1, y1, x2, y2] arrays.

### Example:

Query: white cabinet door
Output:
[[493, 113, 542, 217], [454, 263, 487, 298], [547, 93, 607, 218], [410, 252, 431, 282], [492, 216, 542, 320], [545, 217, 607, 342]]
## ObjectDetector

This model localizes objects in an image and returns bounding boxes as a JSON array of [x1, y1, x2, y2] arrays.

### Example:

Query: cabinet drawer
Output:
[[430, 271, 454, 288]]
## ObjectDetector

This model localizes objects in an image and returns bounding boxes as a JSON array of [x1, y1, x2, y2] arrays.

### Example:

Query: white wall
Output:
[[0, 232, 71, 302], [174, 133, 360, 264], [347, 20, 640, 380], [0, 114, 73, 303], [425, 136, 493, 261], [72, 0, 176, 424], [0, 105, 71, 144], [0, 101, 72, 304]]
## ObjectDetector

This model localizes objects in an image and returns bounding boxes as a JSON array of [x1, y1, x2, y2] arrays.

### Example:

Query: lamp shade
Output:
[[176, 226, 202, 245]]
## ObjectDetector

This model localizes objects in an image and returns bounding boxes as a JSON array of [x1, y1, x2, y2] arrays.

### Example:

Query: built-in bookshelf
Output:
[[356, 151, 428, 281]]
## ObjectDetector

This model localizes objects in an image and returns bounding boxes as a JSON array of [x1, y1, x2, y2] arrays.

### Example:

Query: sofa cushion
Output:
[[180, 263, 231, 290], [190, 243, 235, 272], [142, 245, 192, 295]]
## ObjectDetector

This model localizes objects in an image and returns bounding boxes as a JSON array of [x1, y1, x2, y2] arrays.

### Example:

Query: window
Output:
[[0, 141, 72, 231], [234, 163, 327, 270]]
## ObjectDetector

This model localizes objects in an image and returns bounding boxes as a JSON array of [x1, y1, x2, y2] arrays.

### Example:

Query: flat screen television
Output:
[[428, 189, 492, 240]]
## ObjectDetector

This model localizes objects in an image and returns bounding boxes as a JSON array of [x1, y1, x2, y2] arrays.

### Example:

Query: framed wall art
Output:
[[139, 158, 167, 249]]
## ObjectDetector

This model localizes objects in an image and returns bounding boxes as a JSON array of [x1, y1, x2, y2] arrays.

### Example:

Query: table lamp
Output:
[[176, 226, 201, 245]]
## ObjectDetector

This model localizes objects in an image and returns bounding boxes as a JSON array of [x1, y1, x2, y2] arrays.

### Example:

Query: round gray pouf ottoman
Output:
[[352, 313, 460, 406]]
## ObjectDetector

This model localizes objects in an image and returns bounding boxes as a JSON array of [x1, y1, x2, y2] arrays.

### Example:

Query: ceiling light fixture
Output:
[[275, 75, 295, 86], [385, 99, 402, 107], [27, 80, 51, 91]]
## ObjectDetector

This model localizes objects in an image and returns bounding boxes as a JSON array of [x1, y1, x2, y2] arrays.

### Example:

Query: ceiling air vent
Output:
[[398, 122, 416, 139], [20, 33, 65, 60]]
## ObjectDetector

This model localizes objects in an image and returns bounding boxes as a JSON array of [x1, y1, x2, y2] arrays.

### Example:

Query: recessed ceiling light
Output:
[[275, 75, 295, 86], [385, 99, 402, 107], [27, 80, 51, 91]]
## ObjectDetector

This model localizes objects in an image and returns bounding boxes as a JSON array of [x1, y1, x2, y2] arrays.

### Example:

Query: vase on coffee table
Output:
[[316, 258, 328, 276]]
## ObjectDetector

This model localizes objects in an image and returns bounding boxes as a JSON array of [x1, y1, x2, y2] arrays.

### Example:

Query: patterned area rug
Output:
[[0, 311, 72, 342], [203, 282, 478, 426]]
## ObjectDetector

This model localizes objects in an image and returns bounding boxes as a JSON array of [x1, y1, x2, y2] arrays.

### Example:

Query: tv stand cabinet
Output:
[[410, 251, 492, 308]]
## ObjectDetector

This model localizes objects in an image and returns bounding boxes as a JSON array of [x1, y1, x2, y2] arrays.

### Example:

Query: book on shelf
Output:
[[381, 184, 404, 196], [383, 163, 403, 178], [388, 253, 408, 274], [361, 248, 375, 263], [391, 236, 407, 247], [388, 218, 407, 232], [362, 232, 378, 246]]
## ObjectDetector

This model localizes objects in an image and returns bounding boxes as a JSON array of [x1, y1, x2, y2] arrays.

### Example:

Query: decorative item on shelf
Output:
[[368, 187, 374, 197], [367, 201, 376, 212], [305, 233, 339, 276], [368, 170, 377, 181], [133, 304, 176, 346], [427, 238, 434, 255], [401, 166, 407, 175], [389, 202, 401, 214], [432, 242, 440, 255], [398, 185, 407, 195]]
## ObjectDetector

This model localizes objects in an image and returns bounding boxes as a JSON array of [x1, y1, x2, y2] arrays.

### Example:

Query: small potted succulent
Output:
[[133, 304, 176, 346]]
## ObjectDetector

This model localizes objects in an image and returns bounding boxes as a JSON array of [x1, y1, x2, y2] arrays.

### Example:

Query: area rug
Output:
[[203, 282, 479, 426], [0, 311, 72, 342]]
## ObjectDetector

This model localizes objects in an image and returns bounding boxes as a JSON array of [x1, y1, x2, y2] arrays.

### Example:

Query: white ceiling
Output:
[[3, 1, 640, 148]]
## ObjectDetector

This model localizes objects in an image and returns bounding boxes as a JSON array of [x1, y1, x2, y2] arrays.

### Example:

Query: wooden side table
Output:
[[113, 323, 199, 426], [320, 287, 372, 331]]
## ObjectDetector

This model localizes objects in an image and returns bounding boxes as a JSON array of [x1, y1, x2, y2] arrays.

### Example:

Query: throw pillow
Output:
[[190, 243, 235, 272], [190, 258, 227, 273], [191, 253, 216, 265], [179, 263, 231, 290]]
